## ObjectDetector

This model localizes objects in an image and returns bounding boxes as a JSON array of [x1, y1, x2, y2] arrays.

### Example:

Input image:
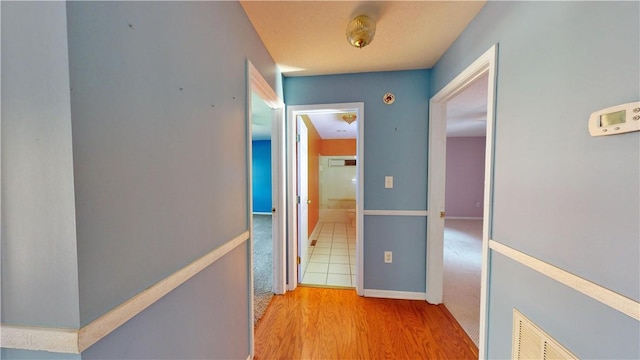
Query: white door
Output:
[[271, 107, 286, 294], [297, 116, 309, 283]]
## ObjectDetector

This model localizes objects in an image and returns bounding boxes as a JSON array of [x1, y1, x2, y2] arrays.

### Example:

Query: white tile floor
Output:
[[302, 221, 356, 287]]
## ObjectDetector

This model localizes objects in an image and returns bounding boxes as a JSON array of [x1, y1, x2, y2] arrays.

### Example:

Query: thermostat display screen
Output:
[[588, 101, 639, 137], [600, 110, 626, 127]]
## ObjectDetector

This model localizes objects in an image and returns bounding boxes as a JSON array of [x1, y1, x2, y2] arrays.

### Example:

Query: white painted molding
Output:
[[489, 240, 640, 321], [247, 61, 283, 110], [0, 325, 79, 353], [364, 289, 426, 301], [364, 210, 428, 217], [78, 231, 250, 351], [0, 231, 250, 354], [447, 216, 482, 220]]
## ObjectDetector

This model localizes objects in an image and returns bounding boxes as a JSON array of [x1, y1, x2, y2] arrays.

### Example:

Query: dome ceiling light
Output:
[[346, 15, 376, 49], [342, 114, 357, 124]]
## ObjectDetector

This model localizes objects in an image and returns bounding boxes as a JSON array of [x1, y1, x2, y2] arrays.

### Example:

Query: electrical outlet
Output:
[[385, 176, 393, 189], [384, 251, 392, 263]]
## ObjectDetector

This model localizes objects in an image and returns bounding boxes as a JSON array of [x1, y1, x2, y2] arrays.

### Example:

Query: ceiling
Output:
[[245, 1, 488, 139], [240, 1, 486, 77], [447, 73, 488, 137]]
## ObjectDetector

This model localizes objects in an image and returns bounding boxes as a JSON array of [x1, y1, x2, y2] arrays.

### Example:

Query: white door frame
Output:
[[247, 60, 285, 359], [296, 117, 309, 283], [287, 102, 365, 295], [425, 44, 497, 359]]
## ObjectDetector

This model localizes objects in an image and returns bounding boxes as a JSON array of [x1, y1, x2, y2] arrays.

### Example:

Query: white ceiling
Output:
[[306, 111, 358, 139], [240, 1, 486, 77], [245, 1, 489, 139], [251, 92, 273, 141], [447, 73, 488, 137]]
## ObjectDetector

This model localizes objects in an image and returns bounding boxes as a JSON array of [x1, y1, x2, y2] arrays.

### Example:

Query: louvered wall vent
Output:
[[512, 309, 578, 360]]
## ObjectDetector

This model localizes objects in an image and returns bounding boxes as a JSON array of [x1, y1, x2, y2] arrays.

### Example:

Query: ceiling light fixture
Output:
[[342, 114, 357, 124], [346, 15, 376, 49]]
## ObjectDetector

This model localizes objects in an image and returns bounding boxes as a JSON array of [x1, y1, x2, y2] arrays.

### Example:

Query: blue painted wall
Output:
[[1, 6, 81, 360], [285, 70, 430, 292], [2, 1, 280, 358], [252, 140, 272, 213], [433, 2, 639, 358]]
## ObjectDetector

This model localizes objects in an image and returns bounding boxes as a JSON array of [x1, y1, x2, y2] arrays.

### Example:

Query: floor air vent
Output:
[[513, 309, 578, 360]]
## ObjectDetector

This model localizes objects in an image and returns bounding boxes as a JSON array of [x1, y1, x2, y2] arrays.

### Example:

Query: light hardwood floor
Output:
[[254, 287, 478, 359]]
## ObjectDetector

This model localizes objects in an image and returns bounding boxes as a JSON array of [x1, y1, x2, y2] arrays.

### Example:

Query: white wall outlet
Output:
[[384, 176, 393, 189], [384, 251, 392, 263]]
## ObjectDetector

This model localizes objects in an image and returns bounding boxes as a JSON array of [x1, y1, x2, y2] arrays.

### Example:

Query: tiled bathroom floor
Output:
[[302, 221, 356, 288]]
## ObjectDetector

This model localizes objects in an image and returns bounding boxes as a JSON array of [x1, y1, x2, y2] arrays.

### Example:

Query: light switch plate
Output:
[[385, 176, 393, 189]]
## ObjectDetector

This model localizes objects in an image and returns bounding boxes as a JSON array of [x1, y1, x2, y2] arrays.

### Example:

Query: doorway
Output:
[[246, 60, 285, 359], [426, 45, 497, 357], [250, 91, 275, 323], [287, 103, 365, 294], [442, 72, 489, 347]]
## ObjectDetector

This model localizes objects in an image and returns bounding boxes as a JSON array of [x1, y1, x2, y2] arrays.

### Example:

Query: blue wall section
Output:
[[433, 2, 639, 358], [286, 71, 430, 211], [252, 140, 272, 213], [2, 1, 280, 358], [285, 70, 430, 293]]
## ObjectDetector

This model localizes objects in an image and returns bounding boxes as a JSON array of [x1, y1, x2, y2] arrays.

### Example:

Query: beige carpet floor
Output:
[[253, 214, 274, 324], [443, 219, 482, 347]]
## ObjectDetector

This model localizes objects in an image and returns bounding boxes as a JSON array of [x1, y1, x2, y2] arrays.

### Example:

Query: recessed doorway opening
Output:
[[287, 103, 365, 295]]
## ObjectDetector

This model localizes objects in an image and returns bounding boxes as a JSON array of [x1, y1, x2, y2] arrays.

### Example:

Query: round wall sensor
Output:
[[383, 92, 395, 105]]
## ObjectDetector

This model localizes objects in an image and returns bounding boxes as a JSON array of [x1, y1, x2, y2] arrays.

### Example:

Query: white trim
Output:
[[426, 44, 498, 360], [247, 59, 285, 360], [1, 325, 79, 354], [252, 212, 272, 216], [78, 231, 250, 351], [490, 240, 640, 321], [356, 102, 365, 296], [0, 231, 250, 354], [364, 210, 428, 217], [363, 289, 426, 301], [446, 216, 483, 220], [247, 61, 283, 110]]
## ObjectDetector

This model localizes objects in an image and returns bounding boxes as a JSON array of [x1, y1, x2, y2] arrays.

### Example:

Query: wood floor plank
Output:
[[254, 287, 478, 359]]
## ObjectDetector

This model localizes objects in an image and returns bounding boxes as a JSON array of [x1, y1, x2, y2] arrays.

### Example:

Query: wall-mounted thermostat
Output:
[[588, 101, 640, 136]]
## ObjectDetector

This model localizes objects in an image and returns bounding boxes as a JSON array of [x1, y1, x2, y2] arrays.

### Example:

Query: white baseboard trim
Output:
[[489, 239, 640, 321], [364, 210, 428, 217], [447, 216, 482, 220], [0, 231, 250, 354], [363, 289, 426, 300]]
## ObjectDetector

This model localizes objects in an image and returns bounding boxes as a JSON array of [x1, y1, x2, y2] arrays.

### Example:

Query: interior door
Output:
[[271, 107, 285, 294], [297, 116, 309, 283]]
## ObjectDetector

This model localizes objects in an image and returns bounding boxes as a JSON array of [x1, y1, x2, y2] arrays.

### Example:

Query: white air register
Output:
[[588, 101, 640, 136]]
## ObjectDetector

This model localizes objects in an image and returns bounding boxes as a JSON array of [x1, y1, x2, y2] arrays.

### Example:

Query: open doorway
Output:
[[287, 103, 364, 294], [250, 91, 275, 323], [246, 62, 285, 359], [442, 73, 488, 346], [426, 45, 497, 357]]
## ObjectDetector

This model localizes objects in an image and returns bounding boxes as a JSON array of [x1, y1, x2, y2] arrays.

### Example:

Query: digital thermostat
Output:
[[588, 101, 640, 136]]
